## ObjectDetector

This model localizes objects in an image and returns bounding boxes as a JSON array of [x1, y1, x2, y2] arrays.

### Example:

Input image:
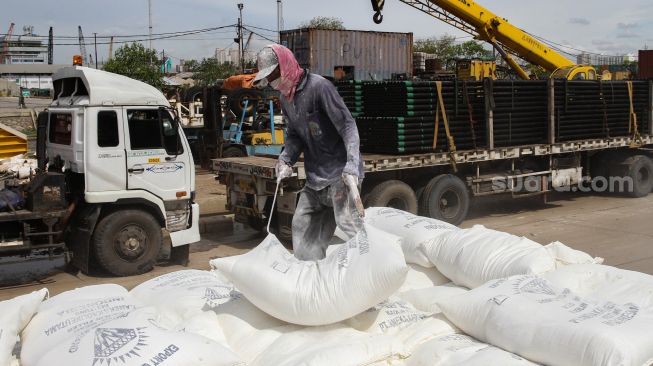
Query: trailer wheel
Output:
[[420, 174, 470, 225], [92, 209, 162, 276], [222, 146, 246, 158], [365, 180, 418, 214], [621, 155, 653, 198]]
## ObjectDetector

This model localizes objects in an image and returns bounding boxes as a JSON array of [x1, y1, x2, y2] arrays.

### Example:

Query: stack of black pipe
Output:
[[336, 80, 486, 154], [491, 80, 549, 147], [335, 81, 364, 118], [334, 79, 651, 155], [554, 80, 651, 141]]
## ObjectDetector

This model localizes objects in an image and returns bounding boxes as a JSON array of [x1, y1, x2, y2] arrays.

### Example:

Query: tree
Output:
[[182, 59, 200, 72], [414, 34, 493, 68], [103, 43, 164, 89], [191, 58, 238, 87], [299, 16, 345, 30]]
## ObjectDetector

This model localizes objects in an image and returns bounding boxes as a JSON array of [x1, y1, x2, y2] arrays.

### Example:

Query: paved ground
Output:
[[1, 184, 651, 301], [0, 96, 51, 109]]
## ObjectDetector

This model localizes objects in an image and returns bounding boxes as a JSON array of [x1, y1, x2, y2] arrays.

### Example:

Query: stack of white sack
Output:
[[20, 284, 244, 366], [437, 274, 653, 366], [132, 269, 302, 364], [0, 155, 37, 179], [0, 289, 48, 366], [213, 225, 409, 326]]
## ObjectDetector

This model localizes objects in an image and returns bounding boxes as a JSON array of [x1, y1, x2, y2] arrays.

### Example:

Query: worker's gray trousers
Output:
[[292, 179, 364, 261]]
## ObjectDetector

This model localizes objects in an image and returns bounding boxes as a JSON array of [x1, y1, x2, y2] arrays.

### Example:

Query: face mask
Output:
[[270, 78, 281, 89]]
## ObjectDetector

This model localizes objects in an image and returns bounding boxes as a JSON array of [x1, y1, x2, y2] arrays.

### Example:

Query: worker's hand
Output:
[[342, 173, 365, 218], [275, 160, 293, 183]]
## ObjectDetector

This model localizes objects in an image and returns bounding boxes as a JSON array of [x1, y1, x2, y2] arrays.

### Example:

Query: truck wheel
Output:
[[420, 174, 470, 225], [365, 180, 418, 214], [92, 210, 162, 276], [621, 155, 653, 198]]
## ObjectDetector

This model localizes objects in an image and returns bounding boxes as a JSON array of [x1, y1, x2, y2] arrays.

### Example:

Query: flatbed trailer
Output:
[[213, 79, 653, 240]]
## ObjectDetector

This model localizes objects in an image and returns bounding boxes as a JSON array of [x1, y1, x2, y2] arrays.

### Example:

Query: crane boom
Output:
[[1, 23, 15, 64], [370, 0, 595, 80], [78, 26, 88, 66]]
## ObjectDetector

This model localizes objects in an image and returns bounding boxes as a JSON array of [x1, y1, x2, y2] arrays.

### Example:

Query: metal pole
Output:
[[93, 33, 98, 69], [148, 0, 153, 50], [47, 27, 53, 65], [277, 0, 283, 43], [238, 3, 244, 73]]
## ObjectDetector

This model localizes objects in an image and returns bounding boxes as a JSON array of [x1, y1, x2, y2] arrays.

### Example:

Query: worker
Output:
[[252, 44, 364, 261]]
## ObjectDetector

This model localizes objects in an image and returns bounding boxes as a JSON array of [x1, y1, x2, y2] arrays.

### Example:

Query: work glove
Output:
[[342, 173, 365, 218], [275, 159, 293, 183]]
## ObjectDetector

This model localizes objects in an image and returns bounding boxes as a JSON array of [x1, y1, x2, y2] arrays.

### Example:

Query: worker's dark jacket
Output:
[[279, 72, 364, 191]]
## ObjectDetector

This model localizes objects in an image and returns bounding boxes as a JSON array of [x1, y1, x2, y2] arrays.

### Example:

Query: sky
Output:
[[2, 0, 653, 66]]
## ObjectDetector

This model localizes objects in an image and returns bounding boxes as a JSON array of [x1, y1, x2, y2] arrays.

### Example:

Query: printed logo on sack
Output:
[[92, 327, 148, 365], [203, 287, 241, 308], [514, 277, 556, 296]]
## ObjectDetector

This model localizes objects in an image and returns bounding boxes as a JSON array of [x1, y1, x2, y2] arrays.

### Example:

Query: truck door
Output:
[[85, 108, 127, 192], [124, 108, 188, 201]]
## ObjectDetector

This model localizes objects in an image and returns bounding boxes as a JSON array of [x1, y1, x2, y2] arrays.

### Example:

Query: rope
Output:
[[626, 81, 643, 148], [432, 81, 458, 172], [463, 81, 478, 149]]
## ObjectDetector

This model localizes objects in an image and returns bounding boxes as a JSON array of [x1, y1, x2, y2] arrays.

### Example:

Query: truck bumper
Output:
[[170, 203, 200, 247]]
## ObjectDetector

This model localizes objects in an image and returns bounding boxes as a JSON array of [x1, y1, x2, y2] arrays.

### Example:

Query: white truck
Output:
[[0, 65, 199, 282]]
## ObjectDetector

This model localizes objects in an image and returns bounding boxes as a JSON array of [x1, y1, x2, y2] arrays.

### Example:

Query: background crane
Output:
[[78, 25, 88, 66], [1, 23, 15, 64]]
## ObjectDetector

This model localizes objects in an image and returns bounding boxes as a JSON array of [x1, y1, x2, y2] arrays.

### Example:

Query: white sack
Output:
[[438, 275, 653, 366], [543, 264, 653, 308], [214, 226, 408, 326], [347, 297, 457, 352], [0, 289, 48, 366], [544, 241, 604, 268], [364, 207, 458, 267], [21, 287, 141, 366], [211, 287, 302, 364], [130, 269, 235, 318], [398, 264, 450, 292], [250, 323, 402, 366], [31, 307, 243, 366], [422, 225, 555, 288], [407, 334, 539, 366], [398, 283, 469, 313], [38, 284, 127, 312]]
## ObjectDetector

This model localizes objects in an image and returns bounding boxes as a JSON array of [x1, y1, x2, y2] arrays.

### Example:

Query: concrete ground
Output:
[[1, 180, 651, 301]]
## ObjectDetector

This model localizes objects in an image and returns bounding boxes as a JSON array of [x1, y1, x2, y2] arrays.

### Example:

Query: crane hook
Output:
[[373, 11, 384, 24], [370, 0, 385, 24]]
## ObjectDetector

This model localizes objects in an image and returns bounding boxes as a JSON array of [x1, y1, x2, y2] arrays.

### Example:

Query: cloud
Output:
[[569, 18, 590, 25], [617, 22, 638, 30], [617, 32, 640, 39]]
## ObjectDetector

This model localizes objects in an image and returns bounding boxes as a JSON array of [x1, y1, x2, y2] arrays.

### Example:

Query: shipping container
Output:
[[639, 50, 653, 79], [280, 28, 413, 81]]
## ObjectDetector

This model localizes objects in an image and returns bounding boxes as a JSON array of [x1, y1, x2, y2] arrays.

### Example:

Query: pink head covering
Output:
[[270, 44, 304, 100]]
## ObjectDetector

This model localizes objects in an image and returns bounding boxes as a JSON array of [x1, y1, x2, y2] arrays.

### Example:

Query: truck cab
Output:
[[40, 66, 199, 276]]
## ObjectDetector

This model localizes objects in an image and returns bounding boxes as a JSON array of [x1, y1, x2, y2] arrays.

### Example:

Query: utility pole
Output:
[[277, 0, 284, 44], [47, 27, 53, 65], [148, 0, 153, 50], [93, 33, 98, 69], [108, 36, 114, 61], [238, 3, 244, 73]]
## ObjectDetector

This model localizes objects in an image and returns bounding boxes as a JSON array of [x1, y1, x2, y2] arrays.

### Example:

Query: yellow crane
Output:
[[369, 0, 597, 80]]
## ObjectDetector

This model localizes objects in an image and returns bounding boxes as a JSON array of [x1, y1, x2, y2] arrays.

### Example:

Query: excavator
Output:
[[369, 0, 597, 80]]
